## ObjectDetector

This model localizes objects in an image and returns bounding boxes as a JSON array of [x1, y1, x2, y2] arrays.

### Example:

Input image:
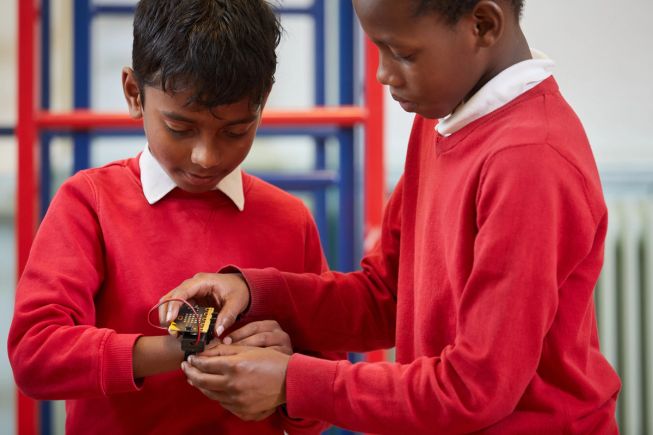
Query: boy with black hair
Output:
[[164, 0, 621, 433], [8, 0, 335, 433]]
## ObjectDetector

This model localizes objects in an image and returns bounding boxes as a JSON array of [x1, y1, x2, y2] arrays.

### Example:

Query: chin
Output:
[[416, 110, 442, 120], [175, 179, 216, 194], [419, 106, 454, 120], [184, 186, 214, 193]]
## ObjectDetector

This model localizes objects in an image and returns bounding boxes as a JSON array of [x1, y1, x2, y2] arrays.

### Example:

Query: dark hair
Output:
[[414, 0, 524, 23], [132, 0, 281, 108]]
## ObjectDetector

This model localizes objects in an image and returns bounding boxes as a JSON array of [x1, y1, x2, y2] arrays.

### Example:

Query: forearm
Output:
[[132, 335, 185, 379], [241, 267, 397, 352]]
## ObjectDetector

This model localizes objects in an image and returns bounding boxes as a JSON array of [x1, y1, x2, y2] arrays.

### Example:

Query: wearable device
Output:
[[168, 304, 217, 360]]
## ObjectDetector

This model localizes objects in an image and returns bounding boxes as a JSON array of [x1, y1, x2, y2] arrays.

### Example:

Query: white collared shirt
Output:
[[139, 145, 245, 211], [437, 50, 555, 136]]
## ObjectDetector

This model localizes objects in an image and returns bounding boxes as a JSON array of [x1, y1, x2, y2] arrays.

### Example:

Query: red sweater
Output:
[[239, 78, 621, 434], [8, 157, 333, 434]]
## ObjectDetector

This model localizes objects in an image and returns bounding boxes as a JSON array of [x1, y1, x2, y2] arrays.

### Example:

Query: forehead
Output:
[[144, 85, 259, 120], [354, 0, 416, 28], [353, 0, 443, 45]]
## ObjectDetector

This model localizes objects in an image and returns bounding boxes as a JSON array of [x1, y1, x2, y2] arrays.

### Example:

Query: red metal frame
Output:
[[363, 38, 387, 364], [35, 106, 367, 130], [363, 38, 385, 241], [16, 0, 39, 433], [16, 5, 386, 435]]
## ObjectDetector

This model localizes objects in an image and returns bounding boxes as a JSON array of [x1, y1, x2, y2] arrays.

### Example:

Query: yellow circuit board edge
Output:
[[168, 305, 214, 333]]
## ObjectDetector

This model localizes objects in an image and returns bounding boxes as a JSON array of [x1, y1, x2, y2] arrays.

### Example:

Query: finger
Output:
[[227, 320, 280, 343], [232, 332, 276, 348], [206, 337, 223, 348], [215, 303, 240, 338], [214, 273, 251, 336], [158, 293, 189, 325], [158, 301, 168, 327], [225, 322, 260, 343], [162, 298, 197, 328], [157, 299, 184, 333], [197, 344, 245, 358], [181, 360, 229, 391], [201, 344, 242, 356], [162, 274, 219, 323]]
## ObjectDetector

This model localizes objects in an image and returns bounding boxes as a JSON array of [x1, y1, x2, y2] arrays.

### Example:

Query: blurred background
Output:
[[1, 0, 652, 434]]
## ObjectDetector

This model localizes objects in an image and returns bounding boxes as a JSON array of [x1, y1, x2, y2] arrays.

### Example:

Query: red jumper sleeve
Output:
[[8, 173, 142, 400]]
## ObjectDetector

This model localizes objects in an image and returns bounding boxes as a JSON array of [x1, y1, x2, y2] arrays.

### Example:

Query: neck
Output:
[[463, 27, 532, 104]]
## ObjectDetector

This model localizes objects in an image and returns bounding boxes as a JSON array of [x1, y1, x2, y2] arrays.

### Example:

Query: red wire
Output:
[[147, 298, 202, 345]]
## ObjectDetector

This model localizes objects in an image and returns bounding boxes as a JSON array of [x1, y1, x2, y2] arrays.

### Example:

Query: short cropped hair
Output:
[[132, 0, 281, 108], [414, 0, 524, 23]]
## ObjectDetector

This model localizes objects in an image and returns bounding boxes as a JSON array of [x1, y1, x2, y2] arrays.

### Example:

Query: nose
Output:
[[190, 141, 220, 169], [376, 51, 400, 87]]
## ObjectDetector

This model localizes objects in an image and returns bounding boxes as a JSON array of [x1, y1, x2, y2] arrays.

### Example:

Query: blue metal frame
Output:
[[72, 0, 92, 174], [337, 1, 356, 272], [39, 0, 52, 221], [38, 1, 54, 433]]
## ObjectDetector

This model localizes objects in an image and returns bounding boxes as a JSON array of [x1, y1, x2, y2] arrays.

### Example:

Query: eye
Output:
[[223, 125, 253, 139], [223, 130, 248, 139], [164, 123, 192, 137], [392, 51, 415, 62]]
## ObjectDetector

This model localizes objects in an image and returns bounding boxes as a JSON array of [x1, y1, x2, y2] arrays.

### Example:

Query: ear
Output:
[[470, 0, 505, 48], [122, 67, 144, 119], [255, 91, 271, 126]]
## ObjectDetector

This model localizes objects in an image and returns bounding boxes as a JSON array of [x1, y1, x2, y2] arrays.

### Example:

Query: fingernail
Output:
[[181, 361, 187, 370], [187, 355, 194, 364], [223, 336, 232, 345], [207, 339, 220, 349], [216, 324, 224, 336], [166, 307, 173, 323]]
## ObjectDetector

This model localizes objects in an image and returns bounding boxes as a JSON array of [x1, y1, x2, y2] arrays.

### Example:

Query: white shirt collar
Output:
[[139, 144, 245, 211], [437, 50, 555, 136]]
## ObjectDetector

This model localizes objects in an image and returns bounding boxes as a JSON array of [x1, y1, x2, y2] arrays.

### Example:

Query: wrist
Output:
[[230, 272, 251, 318], [132, 335, 184, 379], [280, 352, 291, 405]]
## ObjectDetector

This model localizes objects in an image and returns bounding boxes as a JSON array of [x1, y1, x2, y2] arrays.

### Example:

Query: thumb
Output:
[[214, 273, 251, 336], [215, 300, 241, 337]]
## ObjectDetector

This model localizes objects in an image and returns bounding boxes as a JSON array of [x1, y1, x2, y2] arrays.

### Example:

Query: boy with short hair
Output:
[[165, 0, 621, 433], [8, 0, 334, 433]]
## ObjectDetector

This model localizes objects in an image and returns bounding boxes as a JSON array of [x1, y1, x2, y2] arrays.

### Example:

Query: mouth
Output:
[[391, 93, 409, 104], [183, 171, 221, 187], [391, 94, 418, 112]]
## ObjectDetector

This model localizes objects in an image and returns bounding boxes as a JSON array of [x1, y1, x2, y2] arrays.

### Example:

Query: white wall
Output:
[[522, 0, 653, 169], [383, 0, 653, 186]]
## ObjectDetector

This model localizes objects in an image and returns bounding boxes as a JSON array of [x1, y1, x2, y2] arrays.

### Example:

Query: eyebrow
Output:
[[161, 111, 258, 126]]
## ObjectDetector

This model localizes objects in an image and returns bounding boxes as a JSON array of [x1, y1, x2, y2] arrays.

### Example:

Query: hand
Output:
[[159, 273, 250, 337], [220, 320, 292, 355], [182, 344, 290, 421]]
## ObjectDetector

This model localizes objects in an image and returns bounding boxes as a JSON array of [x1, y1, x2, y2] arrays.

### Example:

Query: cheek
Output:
[[228, 140, 254, 166], [145, 126, 188, 167]]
